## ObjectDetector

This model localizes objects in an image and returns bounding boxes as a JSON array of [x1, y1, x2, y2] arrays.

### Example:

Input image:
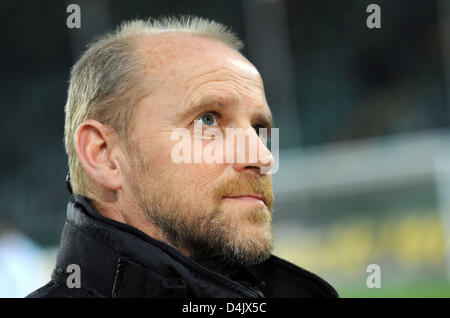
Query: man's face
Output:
[[122, 33, 275, 270]]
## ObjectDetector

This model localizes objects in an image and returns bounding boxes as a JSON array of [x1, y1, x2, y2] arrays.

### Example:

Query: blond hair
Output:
[[64, 16, 243, 196]]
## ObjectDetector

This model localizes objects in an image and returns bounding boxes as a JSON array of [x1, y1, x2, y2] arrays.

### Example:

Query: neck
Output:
[[91, 197, 167, 245], [91, 196, 236, 278]]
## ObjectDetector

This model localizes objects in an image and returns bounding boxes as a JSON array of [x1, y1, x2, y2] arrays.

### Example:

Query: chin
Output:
[[229, 223, 274, 257]]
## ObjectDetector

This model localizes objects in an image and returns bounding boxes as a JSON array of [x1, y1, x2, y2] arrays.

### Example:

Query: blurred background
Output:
[[1, 0, 449, 297]]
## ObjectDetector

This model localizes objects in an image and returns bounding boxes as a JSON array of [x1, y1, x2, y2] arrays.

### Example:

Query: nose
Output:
[[228, 127, 274, 174]]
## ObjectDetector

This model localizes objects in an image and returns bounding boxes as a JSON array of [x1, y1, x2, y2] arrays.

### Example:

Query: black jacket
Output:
[[27, 195, 338, 298]]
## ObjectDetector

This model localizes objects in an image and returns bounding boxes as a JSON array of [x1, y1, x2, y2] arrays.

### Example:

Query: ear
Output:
[[75, 119, 122, 192]]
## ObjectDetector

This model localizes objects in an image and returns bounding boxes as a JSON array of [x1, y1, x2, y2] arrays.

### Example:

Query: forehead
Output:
[[134, 32, 270, 120], [138, 32, 246, 67], [137, 32, 264, 90]]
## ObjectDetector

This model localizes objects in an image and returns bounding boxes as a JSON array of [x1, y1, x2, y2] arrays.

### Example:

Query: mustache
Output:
[[213, 174, 274, 210]]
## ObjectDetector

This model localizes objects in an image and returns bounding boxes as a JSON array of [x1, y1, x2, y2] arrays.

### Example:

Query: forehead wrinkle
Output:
[[135, 33, 268, 123], [179, 68, 265, 115], [136, 33, 262, 85], [172, 89, 236, 122], [136, 32, 242, 78], [184, 81, 241, 110]]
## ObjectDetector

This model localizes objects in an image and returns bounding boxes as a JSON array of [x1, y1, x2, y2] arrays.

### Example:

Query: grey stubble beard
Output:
[[127, 146, 274, 275]]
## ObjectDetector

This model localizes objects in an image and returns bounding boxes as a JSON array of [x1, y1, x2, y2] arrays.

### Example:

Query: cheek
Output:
[[136, 126, 228, 197], [177, 162, 224, 189], [139, 132, 181, 170], [148, 139, 225, 190]]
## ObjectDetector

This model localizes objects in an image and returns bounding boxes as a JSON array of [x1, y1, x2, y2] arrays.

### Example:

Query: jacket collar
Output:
[[53, 195, 338, 298]]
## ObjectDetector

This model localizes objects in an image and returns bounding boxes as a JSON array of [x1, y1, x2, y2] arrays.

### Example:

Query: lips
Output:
[[223, 193, 267, 206]]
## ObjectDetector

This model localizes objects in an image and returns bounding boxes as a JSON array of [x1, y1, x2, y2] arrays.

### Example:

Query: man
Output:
[[27, 16, 338, 298]]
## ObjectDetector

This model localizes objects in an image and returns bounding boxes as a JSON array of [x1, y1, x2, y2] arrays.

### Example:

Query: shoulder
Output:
[[252, 255, 339, 298], [25, 280, 98, 298]]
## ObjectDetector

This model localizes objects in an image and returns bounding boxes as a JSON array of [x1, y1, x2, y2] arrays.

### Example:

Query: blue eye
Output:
[[195, 112, 218, 127]]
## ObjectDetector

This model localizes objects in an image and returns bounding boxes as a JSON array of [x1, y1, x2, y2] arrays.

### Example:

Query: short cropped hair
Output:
[[64, 16, 243, 196]]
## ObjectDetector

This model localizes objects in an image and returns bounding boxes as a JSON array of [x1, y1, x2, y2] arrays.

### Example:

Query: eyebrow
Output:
[[177, 94, 273, 129], [253, 112, 274, 130]]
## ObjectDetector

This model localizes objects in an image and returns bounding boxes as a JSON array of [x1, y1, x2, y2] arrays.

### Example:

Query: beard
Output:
[[126, 144, 274, 274]]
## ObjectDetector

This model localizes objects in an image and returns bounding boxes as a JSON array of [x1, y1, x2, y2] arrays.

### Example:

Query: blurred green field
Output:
[[339, 281, 450, 298]]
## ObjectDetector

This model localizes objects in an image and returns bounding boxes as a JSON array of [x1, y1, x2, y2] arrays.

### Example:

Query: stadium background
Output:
[[1, 0, 449, 297]]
